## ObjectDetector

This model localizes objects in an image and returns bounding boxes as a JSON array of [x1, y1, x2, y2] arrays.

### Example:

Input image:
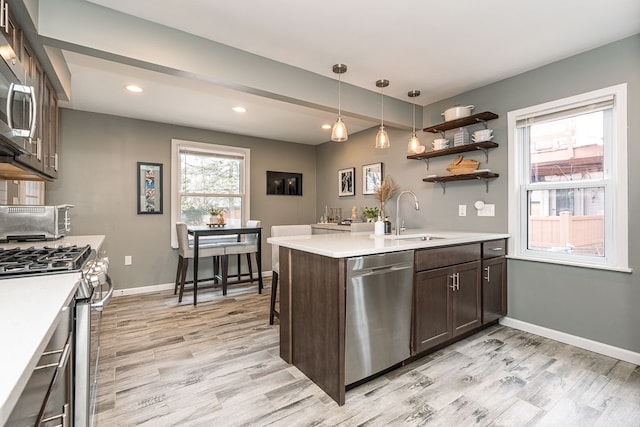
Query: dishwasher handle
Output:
[[351, 262, 413, 278]]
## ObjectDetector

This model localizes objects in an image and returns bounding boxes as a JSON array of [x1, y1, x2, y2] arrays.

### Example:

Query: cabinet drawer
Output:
[[415, 243, 481, 271], [482, 239, 506, 258]]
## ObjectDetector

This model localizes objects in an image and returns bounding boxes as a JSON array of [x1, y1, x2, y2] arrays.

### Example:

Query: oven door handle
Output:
[[91, 274, 114, 312]]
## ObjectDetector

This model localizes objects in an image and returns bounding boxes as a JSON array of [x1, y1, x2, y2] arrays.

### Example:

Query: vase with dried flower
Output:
[[374, 176, 397, 218]]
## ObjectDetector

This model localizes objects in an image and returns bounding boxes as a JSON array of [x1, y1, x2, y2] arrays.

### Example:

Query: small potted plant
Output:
[[208, 206, 226, 225], [362, 207, 380, 222]]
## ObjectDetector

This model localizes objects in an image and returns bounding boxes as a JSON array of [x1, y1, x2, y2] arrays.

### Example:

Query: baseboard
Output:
[[113, 271, 271, 297], [500, 317, 640, 365]]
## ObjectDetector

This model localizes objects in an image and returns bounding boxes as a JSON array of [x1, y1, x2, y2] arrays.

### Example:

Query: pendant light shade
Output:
[[375, 79, 390, 149], [407, 90, 422, 153], [331, 64, 348, 142]]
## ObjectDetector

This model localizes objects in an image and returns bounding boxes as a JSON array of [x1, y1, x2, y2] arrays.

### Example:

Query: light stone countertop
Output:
[[0, 272, 81, 426], [267, 229, 509, 258], [0, 235, 106, 424]]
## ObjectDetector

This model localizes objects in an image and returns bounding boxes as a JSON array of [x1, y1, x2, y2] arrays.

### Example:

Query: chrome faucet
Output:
[[396, 190, 420, 235]]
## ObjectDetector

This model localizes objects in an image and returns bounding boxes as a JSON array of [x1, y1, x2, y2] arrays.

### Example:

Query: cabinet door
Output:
[[414, 266, 452, 354], [451, 261, 481, 336], [42, 77, 58, 178], [482, 257, 506, 324]]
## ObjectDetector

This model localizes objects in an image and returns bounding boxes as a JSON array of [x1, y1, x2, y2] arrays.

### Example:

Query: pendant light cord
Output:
[[338, 73, 342, 117]]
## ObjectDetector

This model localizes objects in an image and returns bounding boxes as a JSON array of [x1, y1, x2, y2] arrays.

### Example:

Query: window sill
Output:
[[506, 254, 633, 273]]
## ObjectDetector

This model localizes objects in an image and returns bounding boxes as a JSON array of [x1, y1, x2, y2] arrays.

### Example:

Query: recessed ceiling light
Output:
[[322, 124, 332, 130], [232, 106, 247, 113], [125, 84, 143, 93]]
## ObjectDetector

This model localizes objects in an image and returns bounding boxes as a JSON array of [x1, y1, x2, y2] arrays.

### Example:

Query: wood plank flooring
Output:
[[96, 280, 640, 426]]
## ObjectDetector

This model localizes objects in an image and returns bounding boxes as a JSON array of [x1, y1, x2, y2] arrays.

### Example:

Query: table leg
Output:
[[193, 233, 199, 306], [257, 229, 263, 294]]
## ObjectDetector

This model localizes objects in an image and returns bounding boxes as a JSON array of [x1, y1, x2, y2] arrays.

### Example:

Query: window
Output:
[[171, 139, 250, 247], [508, 84, 628, 271]]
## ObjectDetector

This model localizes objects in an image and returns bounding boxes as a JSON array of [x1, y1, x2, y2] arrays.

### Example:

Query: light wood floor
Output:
[[95, 280, 640, 426]]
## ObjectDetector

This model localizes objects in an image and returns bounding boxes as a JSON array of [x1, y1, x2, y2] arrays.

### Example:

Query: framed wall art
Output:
[[137, 162, 163, 214], [338, 167, 355, 197], [362, 162, 383, 195], [266, 170, 303, 196]]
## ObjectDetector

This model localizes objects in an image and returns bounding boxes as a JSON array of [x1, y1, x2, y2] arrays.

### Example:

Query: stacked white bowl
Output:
[[472, 129, 494, 142], [432, 138, 450, 150]]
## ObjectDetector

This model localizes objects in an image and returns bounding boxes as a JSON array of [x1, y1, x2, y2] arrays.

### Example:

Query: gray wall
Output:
[[317, 34, 640, 353], [47, 109, 317, 290]]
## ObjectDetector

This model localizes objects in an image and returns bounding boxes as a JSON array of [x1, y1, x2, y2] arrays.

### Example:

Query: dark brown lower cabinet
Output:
[[414, 260, 481, 355], [482, 256, 507, 324]]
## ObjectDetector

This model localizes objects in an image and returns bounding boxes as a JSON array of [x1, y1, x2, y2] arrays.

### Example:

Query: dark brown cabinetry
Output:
[[413, 244, 482, 355], [482, 239, 507, 324]]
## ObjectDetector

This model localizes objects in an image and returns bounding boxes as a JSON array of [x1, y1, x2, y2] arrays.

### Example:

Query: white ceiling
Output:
[[46, 0, 640, 145]]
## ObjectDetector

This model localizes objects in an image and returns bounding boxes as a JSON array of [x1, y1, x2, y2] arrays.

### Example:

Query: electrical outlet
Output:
[[125, 255, 132, 265], [478, 204, 496, 217], [458, 204, 467, 216]]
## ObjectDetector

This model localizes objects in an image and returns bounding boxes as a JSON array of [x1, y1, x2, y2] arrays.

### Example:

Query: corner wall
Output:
[[317, 34, 640, 353], [47, 109, 317, 290]]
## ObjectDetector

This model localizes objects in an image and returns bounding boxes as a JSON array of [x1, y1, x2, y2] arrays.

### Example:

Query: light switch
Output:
[[125, 255, 132, 265], [458, 204, 467, 216]]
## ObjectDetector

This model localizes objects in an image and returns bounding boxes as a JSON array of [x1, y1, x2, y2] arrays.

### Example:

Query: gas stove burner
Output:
[[0, 244, 92, 277]]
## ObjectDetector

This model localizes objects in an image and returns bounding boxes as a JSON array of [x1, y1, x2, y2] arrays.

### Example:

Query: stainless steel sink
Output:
[[383, 233, 446, 241]]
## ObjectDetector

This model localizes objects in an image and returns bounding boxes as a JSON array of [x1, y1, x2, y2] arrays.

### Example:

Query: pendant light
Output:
[[331, 64, 348, 142], [375, 79, 390, 149], [407, 90, 421, 153]]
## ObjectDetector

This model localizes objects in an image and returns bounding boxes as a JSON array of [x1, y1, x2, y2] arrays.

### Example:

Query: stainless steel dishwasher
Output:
[[345, 250, 414, 385]]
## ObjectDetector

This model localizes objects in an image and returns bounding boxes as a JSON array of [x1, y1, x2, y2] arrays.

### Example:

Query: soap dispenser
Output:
[[384, 216, 392, 234], [374, 216, 385, 236]]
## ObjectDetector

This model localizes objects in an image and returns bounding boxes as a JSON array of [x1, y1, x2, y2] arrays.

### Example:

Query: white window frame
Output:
[[507, 84, 629, 272], [170, 139, 250, 248]]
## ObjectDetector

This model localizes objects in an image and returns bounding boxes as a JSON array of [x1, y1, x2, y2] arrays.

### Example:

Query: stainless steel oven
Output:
[[74, 258, 112, 427]]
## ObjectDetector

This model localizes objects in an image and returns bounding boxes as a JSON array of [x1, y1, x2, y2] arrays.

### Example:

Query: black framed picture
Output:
[[338, 167, 355, 197], [266, 171, 303, 196], [137, 162, 163, 214]]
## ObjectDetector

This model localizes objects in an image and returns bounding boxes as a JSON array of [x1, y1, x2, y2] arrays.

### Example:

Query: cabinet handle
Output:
[[450, 272, 460, 291], [3, 2, 7, 35], [484, 266, 491, 282], [41, 402, 69, 426], [0, 0, 5, 30], [490, 247, 503, 251]]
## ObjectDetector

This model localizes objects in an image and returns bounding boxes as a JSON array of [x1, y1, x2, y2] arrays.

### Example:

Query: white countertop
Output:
[[267, 229, 509, 258], [0, 272, 80, 426], [0, 235, 106, 425]]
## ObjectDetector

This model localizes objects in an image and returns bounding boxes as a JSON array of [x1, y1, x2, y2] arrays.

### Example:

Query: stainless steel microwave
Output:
[[0, 37, 36, 158]]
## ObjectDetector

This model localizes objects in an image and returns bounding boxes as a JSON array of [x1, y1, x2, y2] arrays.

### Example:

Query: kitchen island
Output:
[[0, 235, 105, 425], [267, 230, 509, 405]]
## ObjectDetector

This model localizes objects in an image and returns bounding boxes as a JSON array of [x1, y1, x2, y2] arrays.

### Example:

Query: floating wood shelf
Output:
[[423, 111, 499, 134], [422, 171, 499, 194], [407, 141, 498, 165]]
